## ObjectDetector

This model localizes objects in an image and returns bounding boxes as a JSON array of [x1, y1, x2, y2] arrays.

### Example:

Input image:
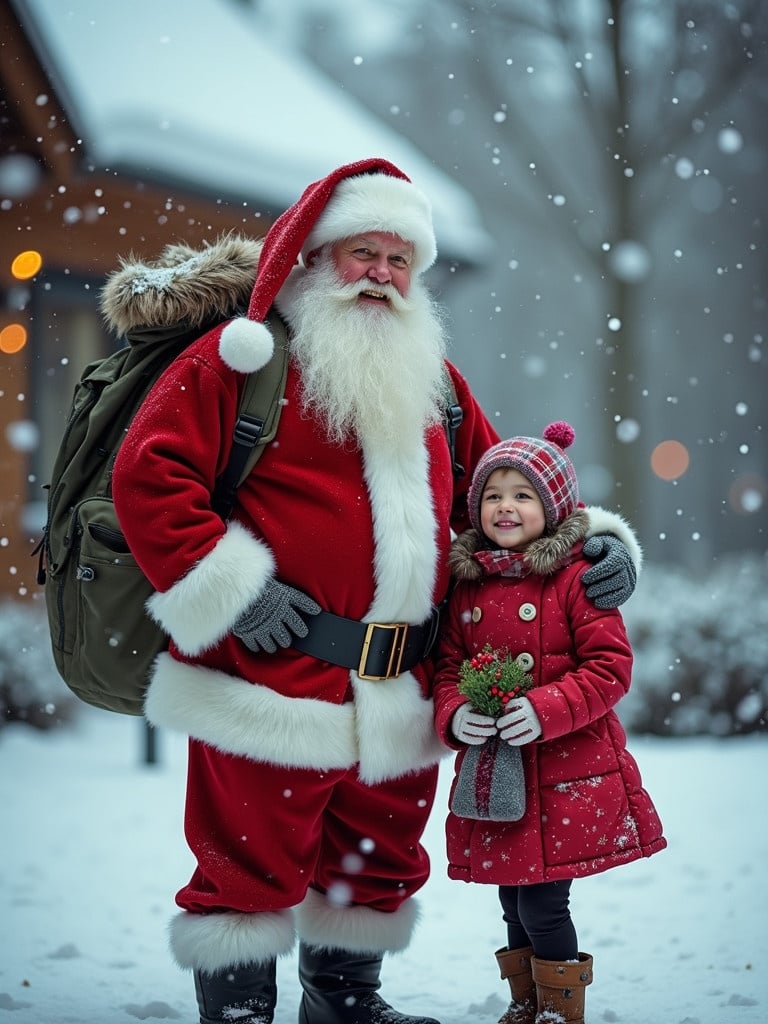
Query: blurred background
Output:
[[1, 0, 766, 739]]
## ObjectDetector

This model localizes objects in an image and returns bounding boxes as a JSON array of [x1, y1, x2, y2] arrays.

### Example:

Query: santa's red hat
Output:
[[219, 157, 437, 372]]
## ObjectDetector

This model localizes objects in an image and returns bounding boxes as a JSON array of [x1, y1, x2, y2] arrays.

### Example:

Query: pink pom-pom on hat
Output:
[[543, 420, 576, 450], [219, 157, 437, 372], [468, 421, 580, 534]]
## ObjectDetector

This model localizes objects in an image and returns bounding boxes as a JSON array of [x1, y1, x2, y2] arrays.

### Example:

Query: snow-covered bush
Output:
[[0, 601, 75, 730], [620, 554, 768, 736]]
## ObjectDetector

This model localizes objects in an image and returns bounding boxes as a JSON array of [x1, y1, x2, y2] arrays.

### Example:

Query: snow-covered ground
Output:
[[1, 709, 765, 1024]]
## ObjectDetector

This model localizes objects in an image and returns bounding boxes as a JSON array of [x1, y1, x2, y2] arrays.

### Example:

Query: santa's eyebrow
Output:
[[349, 235, 414, 258]]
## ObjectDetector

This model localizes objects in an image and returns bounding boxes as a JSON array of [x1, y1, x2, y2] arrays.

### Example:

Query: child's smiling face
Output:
[[480, 468, 546, 550]]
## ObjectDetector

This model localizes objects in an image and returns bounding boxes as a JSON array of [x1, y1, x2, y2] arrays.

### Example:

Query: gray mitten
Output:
[[581, 534, 637, 609], [233, 579, 321, 654]]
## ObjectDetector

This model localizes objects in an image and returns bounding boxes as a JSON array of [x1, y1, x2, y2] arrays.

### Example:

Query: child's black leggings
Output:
[[498, 880, 578, 961]]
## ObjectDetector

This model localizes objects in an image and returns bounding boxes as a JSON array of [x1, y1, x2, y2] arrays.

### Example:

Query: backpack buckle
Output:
[[444, 402, 465, 478], [233, 413, 266, 446]]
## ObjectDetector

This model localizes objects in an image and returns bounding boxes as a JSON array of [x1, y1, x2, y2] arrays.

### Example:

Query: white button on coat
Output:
[[518, 602, 537, 621]]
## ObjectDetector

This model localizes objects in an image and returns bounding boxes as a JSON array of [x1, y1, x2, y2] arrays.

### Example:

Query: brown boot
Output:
[[495, 946, 536, 1024], [531, 953, 593, 1024]]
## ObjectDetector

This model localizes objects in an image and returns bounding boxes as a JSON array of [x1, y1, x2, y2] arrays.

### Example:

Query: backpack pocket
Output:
[[63, 497, 167, 714]]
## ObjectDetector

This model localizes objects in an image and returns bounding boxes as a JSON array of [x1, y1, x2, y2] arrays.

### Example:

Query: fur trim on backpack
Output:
[[99, 234, 263, 336], [448, 508, 590, 583]]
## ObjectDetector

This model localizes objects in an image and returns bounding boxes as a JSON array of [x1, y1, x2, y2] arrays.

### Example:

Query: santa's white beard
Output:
[[277, 256, 448, 447]]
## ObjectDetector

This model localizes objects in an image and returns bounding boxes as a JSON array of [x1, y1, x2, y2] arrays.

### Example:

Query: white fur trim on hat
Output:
[[302, 173, 437, 274], [218, 317, 275, 373]]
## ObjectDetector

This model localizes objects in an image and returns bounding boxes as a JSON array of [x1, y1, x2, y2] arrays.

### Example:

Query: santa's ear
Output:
[[304, 248, 321, 267]]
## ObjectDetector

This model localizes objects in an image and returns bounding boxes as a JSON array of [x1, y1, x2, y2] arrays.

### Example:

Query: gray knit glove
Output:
[[581, 534, 637, 609], [232, 580, 321, 654]]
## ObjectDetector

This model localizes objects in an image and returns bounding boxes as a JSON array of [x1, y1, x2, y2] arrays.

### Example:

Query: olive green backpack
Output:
[[37, 312, 289, 715]]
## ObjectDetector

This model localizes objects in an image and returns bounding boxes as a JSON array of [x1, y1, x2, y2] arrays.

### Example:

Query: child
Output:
[[433, 422, 666, 1024]]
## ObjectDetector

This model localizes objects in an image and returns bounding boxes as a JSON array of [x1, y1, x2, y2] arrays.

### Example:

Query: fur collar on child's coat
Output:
[[448, 507, 590, 583]]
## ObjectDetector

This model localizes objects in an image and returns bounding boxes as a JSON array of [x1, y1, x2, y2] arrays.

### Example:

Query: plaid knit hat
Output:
[[218, 157, 437, 373], [469, 421, 579, 535]]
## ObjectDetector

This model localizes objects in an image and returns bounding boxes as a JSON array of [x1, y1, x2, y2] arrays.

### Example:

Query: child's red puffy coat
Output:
[[433, 515, 666, 884]]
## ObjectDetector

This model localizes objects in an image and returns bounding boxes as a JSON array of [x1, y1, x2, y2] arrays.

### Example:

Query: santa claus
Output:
[[111, 158, 640, 1024]]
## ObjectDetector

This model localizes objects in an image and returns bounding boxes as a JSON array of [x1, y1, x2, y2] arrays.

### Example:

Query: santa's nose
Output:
[[366, 259, 391, 284]]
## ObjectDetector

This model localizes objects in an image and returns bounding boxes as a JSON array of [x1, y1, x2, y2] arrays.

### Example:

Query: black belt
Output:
[[291, 606, 441, 680]]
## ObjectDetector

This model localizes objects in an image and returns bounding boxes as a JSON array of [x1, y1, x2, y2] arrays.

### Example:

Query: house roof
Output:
[[14, 0, 492, 266]]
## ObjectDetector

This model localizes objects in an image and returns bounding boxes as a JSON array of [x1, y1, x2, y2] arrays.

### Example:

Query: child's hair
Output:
[[468, 421, 579, 535]]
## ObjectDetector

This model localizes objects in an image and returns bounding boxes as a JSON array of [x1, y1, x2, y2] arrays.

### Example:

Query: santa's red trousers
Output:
[[176, 739, 439, 915]]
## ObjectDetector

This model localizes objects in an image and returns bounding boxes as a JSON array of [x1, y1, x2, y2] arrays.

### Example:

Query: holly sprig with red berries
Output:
[[457, 644, 533, 717]]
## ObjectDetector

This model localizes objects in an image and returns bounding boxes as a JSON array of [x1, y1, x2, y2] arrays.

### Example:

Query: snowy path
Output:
[[1, 710, 765, 1023]]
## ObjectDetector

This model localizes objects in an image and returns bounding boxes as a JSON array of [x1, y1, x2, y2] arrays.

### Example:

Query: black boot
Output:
[[194, 961, 277, 1024], [297, 942, 440, 1024]]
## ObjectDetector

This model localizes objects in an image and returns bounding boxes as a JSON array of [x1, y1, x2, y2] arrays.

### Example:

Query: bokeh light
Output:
[[729, 474, 766, 516], [651, 440, 690, 480], [0, 323, 28, 354], [11, 250, 43, 280]]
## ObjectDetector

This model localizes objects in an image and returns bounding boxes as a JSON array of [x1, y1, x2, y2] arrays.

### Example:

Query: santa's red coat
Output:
[[112, 323, 499, 783]]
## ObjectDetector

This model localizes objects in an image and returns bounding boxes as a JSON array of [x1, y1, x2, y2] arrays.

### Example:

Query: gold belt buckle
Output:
[[358, 622, 409, 680]]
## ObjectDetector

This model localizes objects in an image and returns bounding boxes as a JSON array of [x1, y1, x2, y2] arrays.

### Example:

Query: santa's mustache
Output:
[[323, 277, 412, 315]]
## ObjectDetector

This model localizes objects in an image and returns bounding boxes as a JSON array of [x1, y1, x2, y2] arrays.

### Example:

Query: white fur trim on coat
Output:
[[146, 520, 274, 656], [296, 887, 420, 954], [145, 653, 448, 781], [302, 173, 437, 275], [584, 505, 643, 574], [360, 433, 438, 625], [351, 672, 448, 785], [169, 908, 295, 971], [145, 653, 357, 769]]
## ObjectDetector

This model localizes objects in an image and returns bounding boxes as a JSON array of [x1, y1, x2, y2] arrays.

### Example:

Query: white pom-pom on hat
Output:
[[218, 318, 274, 373]]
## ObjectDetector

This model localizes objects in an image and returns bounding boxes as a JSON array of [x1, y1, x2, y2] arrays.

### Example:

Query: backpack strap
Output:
[[211, 311, 290, 520], [442, 369, 465, 479], [213, 335, 464, 521]]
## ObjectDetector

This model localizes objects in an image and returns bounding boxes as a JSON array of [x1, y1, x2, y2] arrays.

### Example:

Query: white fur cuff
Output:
[[296, 888, 420, 954], [169, 909, 295, 972], [147, 520, 274, 655]]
